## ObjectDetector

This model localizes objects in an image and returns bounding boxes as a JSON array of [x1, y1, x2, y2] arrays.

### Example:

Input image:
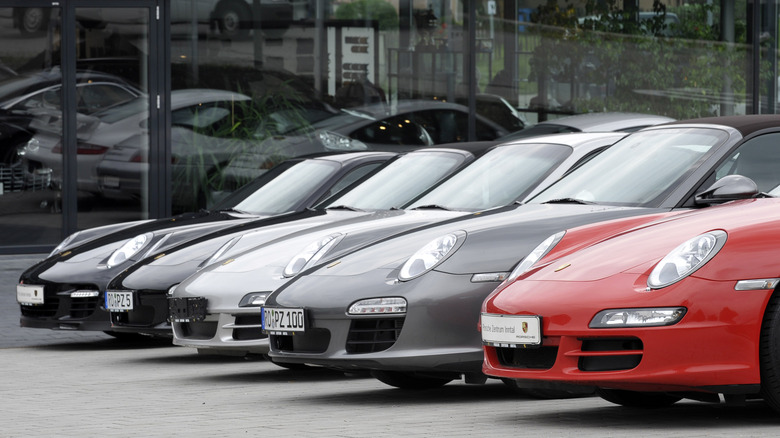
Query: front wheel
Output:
[[759, 292, 780, 412], [371, 370, 454, 390], [596, 388, 681, 408]]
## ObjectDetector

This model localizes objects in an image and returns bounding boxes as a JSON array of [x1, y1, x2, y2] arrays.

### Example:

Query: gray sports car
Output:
[[263, 115, 780, 390], [167, 132, 629, 356]]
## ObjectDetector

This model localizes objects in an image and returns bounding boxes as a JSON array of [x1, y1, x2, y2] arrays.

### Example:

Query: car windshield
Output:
[[322, 151, 465, 211], [231, 160, 340, 214], [531, 127, 728, 207], [408, 143, 572, 211]]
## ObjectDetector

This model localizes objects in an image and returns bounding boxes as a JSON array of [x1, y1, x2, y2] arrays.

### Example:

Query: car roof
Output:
[[538, 112, 675, 131], [665, 114, 780, 137]]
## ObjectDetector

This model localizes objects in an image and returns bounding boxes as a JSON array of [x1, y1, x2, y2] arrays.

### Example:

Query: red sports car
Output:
[[481, 197, 780, 411]]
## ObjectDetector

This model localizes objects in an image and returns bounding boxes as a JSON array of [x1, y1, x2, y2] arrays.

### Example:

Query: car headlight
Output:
[[283, 233, 345, 278], [590, 307, 687, 328], [198, 236, 243, 270], [49, 231, 83, 257], [398, 232, 464, 281], [239, 292, 270, 307], [647, 230, 727, 289], [503, 231, 566, 285], [106, 233, 153, 268], [318, 130, 368, 151]]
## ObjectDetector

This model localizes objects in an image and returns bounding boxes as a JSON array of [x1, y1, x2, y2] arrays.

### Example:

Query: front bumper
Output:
[[267, 269, 502, 374], [19, 282, 110, 331], [482, 275, 772, 394]]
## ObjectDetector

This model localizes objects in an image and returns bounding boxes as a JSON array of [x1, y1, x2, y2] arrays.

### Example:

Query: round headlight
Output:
[[283, 233, 345, 278], [398, 232, 463, 281], [106, 233, 153, 268], [504, 231, 566, 285], [647, 230, 727, 289]]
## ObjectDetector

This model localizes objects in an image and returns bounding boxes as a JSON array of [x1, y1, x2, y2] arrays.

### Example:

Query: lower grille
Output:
[[70, 296, 99, 318], [179, 321, 218, 340], [20, 296, 59, 317], [578, 338, 643, 371], [346, 318, 404, 354], [232, 315, 265, 341], [496, 346, 558, 370]]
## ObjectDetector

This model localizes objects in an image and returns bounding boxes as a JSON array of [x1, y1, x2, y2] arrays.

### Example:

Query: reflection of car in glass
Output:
[[482, 195, 780, 410], [223, 100, 511, 190], [500, 112, 675, 141], [15, 150, 396, 336], [92, 88, 335, 209], [263, 115, 780, 391], [170, 0, 294, 39], [166, 132, 628, 355], [0, 68, 142, 168]]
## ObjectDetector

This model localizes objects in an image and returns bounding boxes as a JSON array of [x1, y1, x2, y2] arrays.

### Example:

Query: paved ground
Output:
[[3, 254, 780, 437]]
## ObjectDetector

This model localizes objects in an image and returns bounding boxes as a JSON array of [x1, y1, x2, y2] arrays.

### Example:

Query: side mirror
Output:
[[695, 174, 759, 205]]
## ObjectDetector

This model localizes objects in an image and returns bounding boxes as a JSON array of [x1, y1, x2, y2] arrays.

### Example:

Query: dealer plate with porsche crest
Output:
[[481, 314, 541, 347]]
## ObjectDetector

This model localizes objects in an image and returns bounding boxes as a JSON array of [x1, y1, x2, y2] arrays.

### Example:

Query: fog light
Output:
[[239, 292, 270, 307], [348, 297, 407, 315], [589, 307, 686, 328]]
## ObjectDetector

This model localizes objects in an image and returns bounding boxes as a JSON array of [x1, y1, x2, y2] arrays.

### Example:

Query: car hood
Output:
[[21, 210, 256, 284], [112, 209, 387, 291], [174, 210, 468, 298], [310, 203, 673, 277], [523, 198, 780, 283]]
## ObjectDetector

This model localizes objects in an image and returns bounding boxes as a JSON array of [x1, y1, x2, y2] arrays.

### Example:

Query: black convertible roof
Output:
[[669, 114, 780, 137]]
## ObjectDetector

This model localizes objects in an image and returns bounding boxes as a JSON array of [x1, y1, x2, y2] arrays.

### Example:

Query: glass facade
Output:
[[0, 0, 777, 253]]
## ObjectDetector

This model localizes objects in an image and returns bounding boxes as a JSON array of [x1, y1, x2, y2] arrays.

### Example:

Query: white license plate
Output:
[[17, 284, 44, 305], [481, 313, 541, 347], [105, 290, 134, 312], [102, 176, 120, 189], [262, 307, 305, 334]]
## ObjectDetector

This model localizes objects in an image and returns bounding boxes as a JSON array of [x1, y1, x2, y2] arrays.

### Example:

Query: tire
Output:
[[759, 292, 780, 412], [370, 370, 454, 390], [18, 8, 47, 35], [216, 1, 251, 39], [596, 388, 681, 408], [502, 378, 595, 399]]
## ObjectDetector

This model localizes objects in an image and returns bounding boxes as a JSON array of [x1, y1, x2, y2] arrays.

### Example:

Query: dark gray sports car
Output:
[[263, 115, 780, 390]]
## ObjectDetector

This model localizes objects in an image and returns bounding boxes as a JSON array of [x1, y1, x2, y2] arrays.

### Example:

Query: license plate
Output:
[[481, 313, 542, 347], [168, 297, 207, 322], [102, 176, 120, 189], [262, 307, 305, 334], [17, 284, 44, 305], [105, 290, 134, 312]]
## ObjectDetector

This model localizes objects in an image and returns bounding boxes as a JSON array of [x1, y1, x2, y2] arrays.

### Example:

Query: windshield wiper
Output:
[[218, 208, 254, 215], [326, 205, 365, 212], [410, 204, 452, 211], [542, 198, 595, 205]]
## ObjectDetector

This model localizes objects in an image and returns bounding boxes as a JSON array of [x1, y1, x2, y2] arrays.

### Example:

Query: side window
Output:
[[76, 84, 137, 114], [318, 162, 383, 200], [350, 115, 431, 146], [412, 110, 464, 144], [715, 133, 780, 193]]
